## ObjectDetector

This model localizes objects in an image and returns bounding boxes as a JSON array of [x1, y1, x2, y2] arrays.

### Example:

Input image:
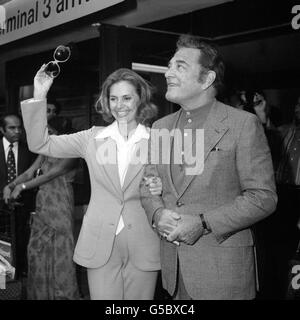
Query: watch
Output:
[[199, 213, 211, 235]]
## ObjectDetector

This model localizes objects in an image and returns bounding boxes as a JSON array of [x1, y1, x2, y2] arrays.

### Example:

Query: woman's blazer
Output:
[[21, 99, 160, 270]]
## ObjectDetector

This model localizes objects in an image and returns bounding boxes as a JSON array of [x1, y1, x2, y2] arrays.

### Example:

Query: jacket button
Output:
[[176, 201, 184, 207]]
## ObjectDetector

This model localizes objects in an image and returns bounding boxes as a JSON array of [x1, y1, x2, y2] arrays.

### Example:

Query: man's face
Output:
[[165, 47, 204, 109], [0, 115, 22, 143], [47, 103, 57, 120]]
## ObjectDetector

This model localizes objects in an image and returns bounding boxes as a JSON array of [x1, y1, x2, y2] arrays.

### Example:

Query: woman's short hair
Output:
[[95, 68, 157, 126]]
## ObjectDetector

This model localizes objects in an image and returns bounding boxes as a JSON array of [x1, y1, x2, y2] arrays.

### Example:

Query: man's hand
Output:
[[154, 208, 181, 238], [167, 215, 204, 245]]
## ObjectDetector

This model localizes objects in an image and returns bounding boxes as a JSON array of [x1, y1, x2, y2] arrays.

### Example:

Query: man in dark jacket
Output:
[[0, 113, 36, 278]]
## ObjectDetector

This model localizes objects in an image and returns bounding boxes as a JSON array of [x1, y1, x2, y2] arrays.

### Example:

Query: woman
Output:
[[3, 116, 79, 300], [20, 66, 162, 300]]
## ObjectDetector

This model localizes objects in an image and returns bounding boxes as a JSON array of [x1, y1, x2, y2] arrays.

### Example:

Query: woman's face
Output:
[[109, 81, 140, 127], [47, 104, 57, 120], [253, 93, 264, 106]]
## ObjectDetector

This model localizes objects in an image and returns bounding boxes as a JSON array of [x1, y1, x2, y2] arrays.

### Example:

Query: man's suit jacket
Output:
[[20, 99, 160, 271], [0, 138, 36, 206], [140, 100, 277, 300]]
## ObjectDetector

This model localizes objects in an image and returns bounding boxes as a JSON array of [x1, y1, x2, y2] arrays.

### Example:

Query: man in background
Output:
[[268, 96, 300, 298], [0, 113, 36, 278]]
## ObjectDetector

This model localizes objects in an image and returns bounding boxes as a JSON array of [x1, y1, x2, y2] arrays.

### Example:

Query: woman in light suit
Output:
[[21, 67, 162, 300]]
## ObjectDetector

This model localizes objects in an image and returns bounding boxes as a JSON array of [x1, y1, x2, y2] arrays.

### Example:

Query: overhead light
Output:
[[132, 62, 167, 74]]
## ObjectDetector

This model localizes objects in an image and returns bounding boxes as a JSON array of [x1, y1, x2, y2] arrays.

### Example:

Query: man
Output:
[[266, 96, 300, 298], [140, 35, 277, 300], [240, 90, 282, 299], [0, 113, 36, 278]]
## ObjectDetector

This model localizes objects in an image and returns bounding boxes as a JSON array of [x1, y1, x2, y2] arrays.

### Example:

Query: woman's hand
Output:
[[3, 184, 23, 209], [144, 176, 163, 196], [33, 64, 54, 100], [3, 185, 12, 204], [10, 184, 23, 201]]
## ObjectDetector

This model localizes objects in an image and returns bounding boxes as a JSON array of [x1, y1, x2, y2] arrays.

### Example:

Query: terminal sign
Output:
[[0, 0, 125, 45]]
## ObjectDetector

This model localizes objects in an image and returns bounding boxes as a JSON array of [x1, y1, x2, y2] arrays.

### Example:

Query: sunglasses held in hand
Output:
[[44, 45, 71, 78]]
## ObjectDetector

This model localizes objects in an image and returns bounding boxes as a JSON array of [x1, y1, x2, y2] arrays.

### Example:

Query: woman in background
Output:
[[3, 116, 79, 300]]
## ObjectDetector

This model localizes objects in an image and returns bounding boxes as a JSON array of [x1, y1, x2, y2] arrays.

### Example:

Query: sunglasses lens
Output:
[[54, 45, 71, 62], [45, 62, 60, 78]]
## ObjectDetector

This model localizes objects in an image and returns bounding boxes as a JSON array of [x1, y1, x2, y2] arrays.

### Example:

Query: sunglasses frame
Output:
[[45, 45, 71, 78]]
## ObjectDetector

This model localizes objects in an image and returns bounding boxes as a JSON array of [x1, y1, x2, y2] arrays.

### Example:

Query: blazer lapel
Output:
[[94, 137, 122, 199], [103, 162, 123, 197], [203, 102, 229, 161], [166, 110, 182, 199], [122, 162, 143, 193], [177, 101, 229, 198], [122, 139, 147, 192]]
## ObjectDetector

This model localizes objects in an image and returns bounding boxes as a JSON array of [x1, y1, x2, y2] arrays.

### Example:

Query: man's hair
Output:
[[0, 113, 21, 130], [176, 34, 225, 94], [47, 98, 62, 115]]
